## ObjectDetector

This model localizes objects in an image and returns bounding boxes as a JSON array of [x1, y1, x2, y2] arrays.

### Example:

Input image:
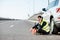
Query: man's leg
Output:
[[37, 29, 49, 35]]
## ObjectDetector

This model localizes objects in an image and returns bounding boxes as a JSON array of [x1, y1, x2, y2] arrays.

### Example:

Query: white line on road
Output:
[[10, 25, 14, 28]]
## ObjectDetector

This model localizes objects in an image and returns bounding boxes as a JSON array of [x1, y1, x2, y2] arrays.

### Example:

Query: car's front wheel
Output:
[[50, 18, 54, 34], [52, 24, 58, 34]]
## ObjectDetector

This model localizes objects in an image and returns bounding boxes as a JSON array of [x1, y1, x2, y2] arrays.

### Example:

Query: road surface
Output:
[[0, 20, 60, 40]]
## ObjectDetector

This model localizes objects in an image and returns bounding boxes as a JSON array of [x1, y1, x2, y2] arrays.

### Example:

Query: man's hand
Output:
[[29, 28, 37, 35]]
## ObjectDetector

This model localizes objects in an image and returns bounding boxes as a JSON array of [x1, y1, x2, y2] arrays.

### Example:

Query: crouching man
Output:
[[30, 16, 50, 35]]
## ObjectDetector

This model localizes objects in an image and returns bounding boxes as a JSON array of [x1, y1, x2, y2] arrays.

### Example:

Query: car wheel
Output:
[[50, 18, 54, 34], [52, 24, 58, 34]]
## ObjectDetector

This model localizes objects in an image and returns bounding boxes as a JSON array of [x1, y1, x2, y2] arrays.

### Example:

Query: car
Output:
[[42, 7, 60, 34]]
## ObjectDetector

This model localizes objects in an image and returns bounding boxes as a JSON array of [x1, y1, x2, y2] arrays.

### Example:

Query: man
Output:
[[30, 15, 50, 35]]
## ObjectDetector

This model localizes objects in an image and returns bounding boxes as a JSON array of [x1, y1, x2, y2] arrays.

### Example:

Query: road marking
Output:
[[10, 25, 14, 27]]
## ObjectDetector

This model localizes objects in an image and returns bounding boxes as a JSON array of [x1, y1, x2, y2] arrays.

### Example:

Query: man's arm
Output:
[[37, 21, 47, 32], [32, 23, 39, 29], [32, 21, 47, 29]]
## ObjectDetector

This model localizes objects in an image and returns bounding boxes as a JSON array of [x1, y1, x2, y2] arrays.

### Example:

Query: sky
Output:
[[0, 0, 56, 19]]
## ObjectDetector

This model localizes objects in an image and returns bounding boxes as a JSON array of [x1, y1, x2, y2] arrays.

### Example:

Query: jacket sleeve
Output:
[[37, 21, 47, 31], [32, 23, 39, 29], [32, 21, 47, 29]]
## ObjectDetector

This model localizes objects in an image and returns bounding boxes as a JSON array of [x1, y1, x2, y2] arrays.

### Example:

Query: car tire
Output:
[[50, 18, 54, 34], [52, 24, 58, 34], [50, 15, 58, 34]]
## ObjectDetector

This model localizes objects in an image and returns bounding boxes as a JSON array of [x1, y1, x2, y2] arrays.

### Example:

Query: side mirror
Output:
[[42, 8, 47, 12]]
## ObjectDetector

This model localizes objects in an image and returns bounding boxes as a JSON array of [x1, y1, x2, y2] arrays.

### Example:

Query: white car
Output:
[[42, 7, 60, 34]]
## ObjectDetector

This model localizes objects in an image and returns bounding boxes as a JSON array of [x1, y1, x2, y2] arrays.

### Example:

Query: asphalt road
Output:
[[0, 20, 60, 40]]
